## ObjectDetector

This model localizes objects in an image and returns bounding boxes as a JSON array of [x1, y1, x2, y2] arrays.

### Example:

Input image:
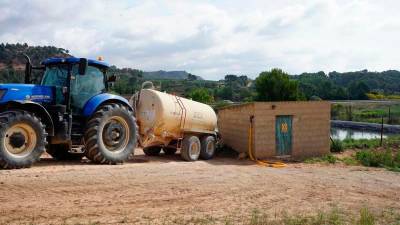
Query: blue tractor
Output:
[[0, 56, 137, 169]]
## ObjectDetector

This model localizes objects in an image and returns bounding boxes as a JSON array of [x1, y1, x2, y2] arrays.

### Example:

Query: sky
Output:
[[1, 0, 399, 80]]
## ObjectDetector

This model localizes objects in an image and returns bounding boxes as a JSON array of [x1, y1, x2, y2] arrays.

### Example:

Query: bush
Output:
[[395, 151, 400, 164], [331, 139, 344, 152], [356, 149, 396, 168]]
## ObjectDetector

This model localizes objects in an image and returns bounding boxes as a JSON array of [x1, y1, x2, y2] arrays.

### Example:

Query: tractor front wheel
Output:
[[84, 103, 137, 164], [0, 111, 47, 169]]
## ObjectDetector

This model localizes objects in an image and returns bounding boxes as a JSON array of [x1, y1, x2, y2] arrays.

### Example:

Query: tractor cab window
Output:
[[41, 65, 68, 104], [70, 65, 106, 112], [41, 65, 68, 86]]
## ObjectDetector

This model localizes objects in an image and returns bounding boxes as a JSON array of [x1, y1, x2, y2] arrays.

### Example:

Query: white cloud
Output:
[[0, 0, 399, 80]]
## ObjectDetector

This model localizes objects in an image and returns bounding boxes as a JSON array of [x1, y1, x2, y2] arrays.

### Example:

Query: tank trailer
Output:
[[131, 82, 218, 161]]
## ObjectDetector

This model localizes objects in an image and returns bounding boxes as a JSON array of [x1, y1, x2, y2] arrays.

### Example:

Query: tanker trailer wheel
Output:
[[46, 144, 83, 161], [163, 147, 177, 155], [143, 146, 161, 156], [181, 135, 201, 161], [84, 103, 137, 164], [200, 136, 216, 160], [0, 111, 46, 169]]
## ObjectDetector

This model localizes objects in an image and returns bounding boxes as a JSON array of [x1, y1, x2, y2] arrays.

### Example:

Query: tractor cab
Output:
[[40, 57, 110, 113]]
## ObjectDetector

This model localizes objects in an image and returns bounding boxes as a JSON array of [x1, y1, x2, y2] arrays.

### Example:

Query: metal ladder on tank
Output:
[[175, 95, 187, 150]]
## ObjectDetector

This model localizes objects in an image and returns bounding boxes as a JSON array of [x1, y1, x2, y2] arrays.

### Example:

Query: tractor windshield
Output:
[[41, 64, 106, 111]]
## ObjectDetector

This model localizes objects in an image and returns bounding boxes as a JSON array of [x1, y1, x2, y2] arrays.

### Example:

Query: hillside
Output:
[[0, 43, 203, 80], [0, 43, 70, 69], [143, 70, 203, 80], [293, 70, 400, 100]]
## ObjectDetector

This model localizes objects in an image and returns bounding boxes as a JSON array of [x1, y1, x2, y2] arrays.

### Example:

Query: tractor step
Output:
[[70, 145, 84, 154]]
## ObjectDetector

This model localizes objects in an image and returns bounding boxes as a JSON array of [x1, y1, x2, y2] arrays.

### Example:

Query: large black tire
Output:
[[143, 146, 162, 156], [0, 111, 47, 169], [200, 136, 216, 160], [84, 103, 137, 164], [46, 144, 83, 161], [163, 147, 177, 155], [181, 136, 201, 161]]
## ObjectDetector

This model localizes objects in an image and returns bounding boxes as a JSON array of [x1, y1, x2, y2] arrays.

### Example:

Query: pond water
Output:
[[330, 127, 388, 140]]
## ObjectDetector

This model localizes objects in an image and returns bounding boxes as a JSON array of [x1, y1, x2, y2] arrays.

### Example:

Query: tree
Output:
[[187, 88, 214, 104], [255, 68, 304, 101], [348, 81, 370, 100], [215, 86, 233, 100]]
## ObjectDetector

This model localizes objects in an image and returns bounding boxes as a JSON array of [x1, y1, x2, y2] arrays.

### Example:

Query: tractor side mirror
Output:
[[78, 58, 88, 75], [107, 74, 117, 83]]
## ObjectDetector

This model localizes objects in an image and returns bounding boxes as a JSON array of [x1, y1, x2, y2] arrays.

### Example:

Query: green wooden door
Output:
[[275, 115, 292, 156]]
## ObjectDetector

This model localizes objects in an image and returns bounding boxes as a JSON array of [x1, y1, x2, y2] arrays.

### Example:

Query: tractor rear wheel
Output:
[[180, 136, 201, 161], [0, 111, 46, 169], [46, 144, 83, 161], [84, 103, 137, 164], [143, 146, 162, 156]]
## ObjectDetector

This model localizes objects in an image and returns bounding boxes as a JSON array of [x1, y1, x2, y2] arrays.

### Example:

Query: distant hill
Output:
[[143, 70, 203, 80]]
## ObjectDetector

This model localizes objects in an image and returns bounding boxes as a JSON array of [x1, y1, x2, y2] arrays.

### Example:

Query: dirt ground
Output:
[[0, 149, 399, 225]]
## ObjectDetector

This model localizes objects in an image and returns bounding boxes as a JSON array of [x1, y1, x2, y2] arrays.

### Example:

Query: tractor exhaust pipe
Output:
[[23, 54, 32, 84]]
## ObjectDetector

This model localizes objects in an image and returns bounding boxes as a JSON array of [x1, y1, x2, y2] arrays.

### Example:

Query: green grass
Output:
[[357, 208, 375, 225], [341, 138, 381, 150], [339, 157, 359, 166], [304, 154, 337, 164], [313, 137, 400, 171], [281, 207, 343, 225], [331, 103, 400, 125], [355, 149, 400, 170], [152, 207, 400, 225]]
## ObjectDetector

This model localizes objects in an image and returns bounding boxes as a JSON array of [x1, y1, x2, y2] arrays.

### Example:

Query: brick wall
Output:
[[217, 103, 254, 154], [218, 101, 331, 159]]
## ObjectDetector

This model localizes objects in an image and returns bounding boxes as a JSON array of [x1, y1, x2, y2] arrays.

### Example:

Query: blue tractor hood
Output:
[[0, 84, 54, 104]]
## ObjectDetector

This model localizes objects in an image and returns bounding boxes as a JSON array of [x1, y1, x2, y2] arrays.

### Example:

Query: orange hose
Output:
[[248, 121, 286, 168]]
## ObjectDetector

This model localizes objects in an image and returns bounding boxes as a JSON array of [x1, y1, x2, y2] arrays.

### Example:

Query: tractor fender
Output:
[[82, 93, 132, 117], [0, 100, 54, 136]]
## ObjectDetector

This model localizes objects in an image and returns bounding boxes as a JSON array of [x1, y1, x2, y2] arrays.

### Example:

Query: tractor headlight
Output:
[[0, 89, 7, 100]]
